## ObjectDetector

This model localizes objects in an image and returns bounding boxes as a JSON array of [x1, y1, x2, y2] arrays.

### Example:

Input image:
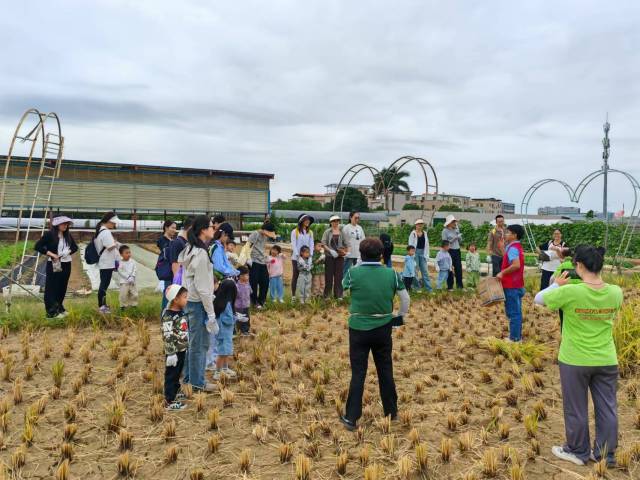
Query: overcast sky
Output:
[[1, 1, 639, 213]]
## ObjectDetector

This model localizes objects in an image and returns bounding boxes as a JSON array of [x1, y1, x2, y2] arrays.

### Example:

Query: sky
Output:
[[1, 1, 639, 214]]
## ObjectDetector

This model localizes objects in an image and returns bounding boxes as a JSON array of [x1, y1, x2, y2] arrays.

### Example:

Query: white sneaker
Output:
[[222, 367, 237, 379], [206, 364, 217, 372], [551, 446, 585, 466], [211, 370, 221, 381]]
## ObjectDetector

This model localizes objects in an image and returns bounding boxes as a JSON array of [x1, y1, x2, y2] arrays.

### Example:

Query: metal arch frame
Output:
[[332, 163, 381, 215], [385, 155, 439, 225], [0, 109, 64, 308], [520, 168, 640, 269]]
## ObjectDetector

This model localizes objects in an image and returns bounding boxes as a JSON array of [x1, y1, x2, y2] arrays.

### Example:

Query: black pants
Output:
[[291, 260, 299, 296], [164, 351, 186, 403], [44, 261, 71, 317], [403, 276, 413, 291], [249, 262, 269, 306], [559, 309, 564, 333], [345, 323, 397, 422], [236, 307, 251, 334], [98, 268, 114, 307], [324, 256, 344, 298], [540, 270, 554, 290], [491, 255, 502, 277], [447, 248, 464, 289]]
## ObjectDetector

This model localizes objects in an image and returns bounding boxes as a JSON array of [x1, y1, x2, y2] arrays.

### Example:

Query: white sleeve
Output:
[[534, 283, 559, 305], [397, 288, 410, 317]]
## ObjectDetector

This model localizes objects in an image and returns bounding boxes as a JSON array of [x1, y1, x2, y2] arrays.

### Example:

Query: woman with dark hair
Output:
[[290, 214, 314, 296], [321, 215, 348, 299], [157, 220, 177, 311], [535, 245, 623, 467], [339, 238, 410, 431], [211, 223, 239, 279], [178, 215, 218, 393], [441, 215, 463, 289], [94, 211, 121, 314], [35, 216, 78, 318], [538, 228, 566, 290], [342, 211, 365, 275]]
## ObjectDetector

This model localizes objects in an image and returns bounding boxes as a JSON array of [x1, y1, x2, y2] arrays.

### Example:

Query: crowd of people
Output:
[[33, 210, 625, 467]]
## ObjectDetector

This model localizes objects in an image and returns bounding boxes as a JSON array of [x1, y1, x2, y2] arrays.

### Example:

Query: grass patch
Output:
[[0, 242, 35, 269]]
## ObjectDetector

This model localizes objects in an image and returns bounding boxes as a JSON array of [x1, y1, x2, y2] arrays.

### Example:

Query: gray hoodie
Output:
[[178, 244, 215, 317]]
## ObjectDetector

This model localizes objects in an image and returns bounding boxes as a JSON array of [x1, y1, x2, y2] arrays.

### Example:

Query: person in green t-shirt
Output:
[[339, 238, 410, 431], [534, 245, 622, 467]]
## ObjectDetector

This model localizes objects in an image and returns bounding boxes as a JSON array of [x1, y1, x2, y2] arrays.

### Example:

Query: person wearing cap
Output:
[[35, 215, 78, 318], [408, 219, 433, 292], [342, 211, 366, 275], [290, 214, 315, 297], [211, 222, 239, 280], [94, 211, 121, 314], [441, 215, 464, 289], [161, 284, 189, 410], [247, 221, 277, 307], [321, 215, 349, 299]]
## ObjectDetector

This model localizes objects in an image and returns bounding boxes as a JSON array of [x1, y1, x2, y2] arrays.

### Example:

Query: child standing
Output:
[[465, 243, 481, 288], [235, 266, 252, 336], [161, 284, 189, 410], [435, 240, 452, 290], [402, 245, 417, 291], [213, 278, 238, 380], [496, 225, 526, 342], [117, 245, 138, 309], [311, 242, 326, 297], [267, 245, 284, 302], [296, 245, 313, 303]]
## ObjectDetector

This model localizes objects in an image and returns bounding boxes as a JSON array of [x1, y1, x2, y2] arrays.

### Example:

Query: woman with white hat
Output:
[[321, 215, 349, 299], [290, 214, 315, 297], [35, 215, 78, 318], [441, 215, 464, 289], [408, 219, 433, 291], [94, 211, 121, 314]]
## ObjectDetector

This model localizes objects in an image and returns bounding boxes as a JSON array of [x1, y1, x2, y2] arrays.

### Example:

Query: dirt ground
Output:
[[0, 291, 638, 479]]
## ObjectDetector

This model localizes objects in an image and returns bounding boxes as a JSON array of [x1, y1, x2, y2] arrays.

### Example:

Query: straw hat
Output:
[[444, 215, 458, 227], [297, 214, 315, 226], [329, 215, 341, 223]]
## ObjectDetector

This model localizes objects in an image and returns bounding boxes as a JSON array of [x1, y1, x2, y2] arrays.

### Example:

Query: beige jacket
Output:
[[178, 245, 215, 317]]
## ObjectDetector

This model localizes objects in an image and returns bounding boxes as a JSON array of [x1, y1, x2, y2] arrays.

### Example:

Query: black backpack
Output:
[[85, 231, 106, 265]]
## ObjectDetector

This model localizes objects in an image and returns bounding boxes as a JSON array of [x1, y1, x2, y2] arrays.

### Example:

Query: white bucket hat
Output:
[[107, 214, 121, 225], [52, 216, 73, 227], [414, 219, 425, 226], [329, 215, 341, 222], [165, 284, 186, 303], [444, 215, 458, 227]]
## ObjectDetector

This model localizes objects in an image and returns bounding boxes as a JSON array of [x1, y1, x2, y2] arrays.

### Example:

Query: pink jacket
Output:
[[267, 254, 284, 278]]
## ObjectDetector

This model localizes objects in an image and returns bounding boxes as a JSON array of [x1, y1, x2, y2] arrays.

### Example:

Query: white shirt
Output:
[[117, 258, 137, 284], [342, 223, 365, 260], [95, 227, 119, 269], [541, 241, 565, 272], [58, 237, 72, 262]]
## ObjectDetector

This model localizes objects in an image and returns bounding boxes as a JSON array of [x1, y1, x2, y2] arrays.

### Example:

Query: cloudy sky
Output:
[[1, 1, 639, 213]]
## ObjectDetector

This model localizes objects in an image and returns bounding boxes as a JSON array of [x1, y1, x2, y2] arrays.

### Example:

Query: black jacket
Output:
[[35, 230, 78, 257]]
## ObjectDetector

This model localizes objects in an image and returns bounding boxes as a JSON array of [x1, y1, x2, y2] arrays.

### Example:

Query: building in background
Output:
[[538, 206, 581, 216], [469, 198, 504, 214], [292, 192, 334, 206], [409, 192, 472, 211], [502, 202, 516, 214], [0, 156, 274, 223]]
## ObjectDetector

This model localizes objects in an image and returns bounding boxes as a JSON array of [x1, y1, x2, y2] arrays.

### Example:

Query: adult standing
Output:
[[339, 238, 410, 431], [534, 245, 622, 466], [290, 214, 314, 296], [211, 223, 239, 279], [408, 219, 432, 291], [35, 215, 78, 318], [442, 215, 463, 289], [342, 211, 365, 275], [248, 221, 277, 307], [156, 220, 177, 311], [168, 216, 195, 285], [321, 215, 349, 299], [487, 214, 506, 277], [538, 229, 566, 290], [94, 212, 121, 314], [178, 215, 218, 393]]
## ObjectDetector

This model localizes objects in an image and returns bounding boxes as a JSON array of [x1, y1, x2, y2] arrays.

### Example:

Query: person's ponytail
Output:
[[95, 211, 115, 236], [574, 244, 606, 274]]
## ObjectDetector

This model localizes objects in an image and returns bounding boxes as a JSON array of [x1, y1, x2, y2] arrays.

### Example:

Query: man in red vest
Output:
[[496, 224, 526, 341]]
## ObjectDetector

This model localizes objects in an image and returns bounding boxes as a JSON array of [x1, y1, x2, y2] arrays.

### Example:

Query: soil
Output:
[[0, 291, 638, 479]]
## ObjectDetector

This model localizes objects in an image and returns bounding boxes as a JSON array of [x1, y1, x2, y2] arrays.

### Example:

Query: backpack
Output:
[[155, 246, 173, 281], [85, 231, 106, 265]]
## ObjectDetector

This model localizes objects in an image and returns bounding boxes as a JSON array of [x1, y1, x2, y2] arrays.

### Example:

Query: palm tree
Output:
[[372, 167, 411, 210]]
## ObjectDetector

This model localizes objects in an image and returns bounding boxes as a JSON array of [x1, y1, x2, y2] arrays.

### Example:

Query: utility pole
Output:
[[602, 115, 611, 249]]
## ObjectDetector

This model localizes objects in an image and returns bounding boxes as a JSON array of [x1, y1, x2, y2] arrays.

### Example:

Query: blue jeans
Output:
[[504, 288, 526, 341], [269, 276, 284, 301], [184, 301, 210, 388], [436, 270, 449, 289], [415, 250, 432, 292]]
